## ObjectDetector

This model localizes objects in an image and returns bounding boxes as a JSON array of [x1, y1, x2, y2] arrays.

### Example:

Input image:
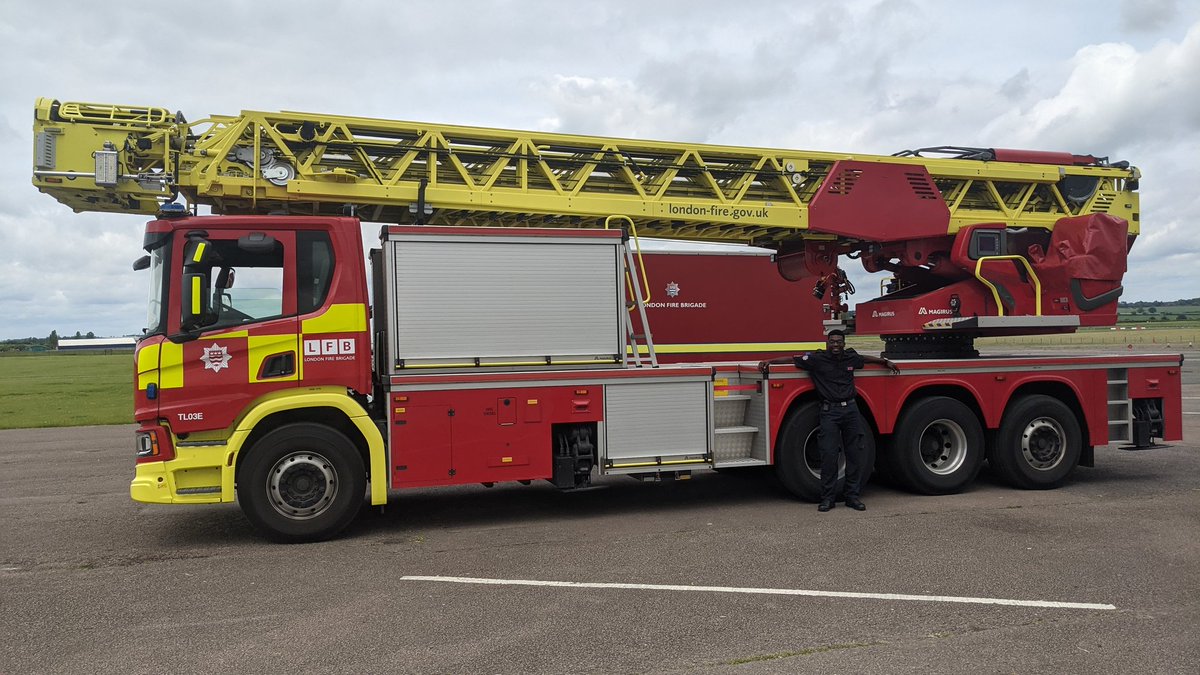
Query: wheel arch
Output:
[[892, 384, 986, 436], [223, 388, 387, 505]]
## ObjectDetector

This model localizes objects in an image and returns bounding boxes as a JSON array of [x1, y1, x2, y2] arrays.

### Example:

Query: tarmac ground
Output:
[[1, 354, 1196, 674]]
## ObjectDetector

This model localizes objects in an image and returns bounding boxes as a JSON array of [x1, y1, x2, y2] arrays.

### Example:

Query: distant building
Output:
[[57, 337, 137, 352]]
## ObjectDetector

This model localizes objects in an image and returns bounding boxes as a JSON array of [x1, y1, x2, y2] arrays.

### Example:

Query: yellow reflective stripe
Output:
[[628, 341, 824, 354], [190, 276, 201, 315], [302, 303, 367, 333], [192, 242, 206, 263], [137, 343, 161, 389], [248, 334, 299, 383], [160, 340, 184, 389]]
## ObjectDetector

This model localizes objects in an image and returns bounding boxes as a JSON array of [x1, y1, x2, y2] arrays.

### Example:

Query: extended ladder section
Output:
[[32, 99, 1140, 247]]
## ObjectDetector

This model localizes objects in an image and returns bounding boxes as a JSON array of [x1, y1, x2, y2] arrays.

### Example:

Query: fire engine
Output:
[[32, 99, 1182, 542]]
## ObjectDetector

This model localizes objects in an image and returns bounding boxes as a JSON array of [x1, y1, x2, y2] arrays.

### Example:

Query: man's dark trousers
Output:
[[818, 402, 864, 502]]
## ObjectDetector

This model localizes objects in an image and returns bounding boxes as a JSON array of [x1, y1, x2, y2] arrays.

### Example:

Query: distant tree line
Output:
[[0, 330, 100, 352], [1119, 297, 1200, 308], [1117, 298, 1199, 323]]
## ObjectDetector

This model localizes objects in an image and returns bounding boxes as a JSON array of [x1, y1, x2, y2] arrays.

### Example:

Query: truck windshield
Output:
[[144, 245, 168, 336]]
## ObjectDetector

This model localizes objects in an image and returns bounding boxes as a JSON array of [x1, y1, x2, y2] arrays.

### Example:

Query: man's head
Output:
[[825, 329, 846, 355]]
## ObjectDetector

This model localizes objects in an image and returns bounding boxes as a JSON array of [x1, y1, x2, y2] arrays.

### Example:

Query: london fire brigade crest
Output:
[[665, 281, 680, 298], [200, 343, 232, 372]]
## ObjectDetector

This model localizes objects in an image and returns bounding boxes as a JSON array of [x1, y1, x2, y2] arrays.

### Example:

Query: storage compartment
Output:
[[601, 379, 711, 472], [384, 228, 626, 371]]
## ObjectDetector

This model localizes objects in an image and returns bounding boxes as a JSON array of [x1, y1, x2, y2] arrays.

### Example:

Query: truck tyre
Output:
[[237, 423, 366, 543], [990, 395, 1082, 489], [775, 401, 875, 502], [889, 396, 984, 495]]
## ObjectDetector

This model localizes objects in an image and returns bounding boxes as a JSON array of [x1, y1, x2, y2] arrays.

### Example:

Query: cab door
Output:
[[158, 229, 300, 434]]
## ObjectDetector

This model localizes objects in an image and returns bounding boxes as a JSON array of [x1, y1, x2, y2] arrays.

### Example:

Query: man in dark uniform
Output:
[[762, 330, 899, 512]]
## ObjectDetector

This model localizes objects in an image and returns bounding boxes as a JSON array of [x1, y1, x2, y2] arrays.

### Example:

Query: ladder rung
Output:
[[715, 426, 759, 434]]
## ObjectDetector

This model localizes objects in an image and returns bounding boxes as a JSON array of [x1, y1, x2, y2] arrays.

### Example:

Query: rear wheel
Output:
[[889, 396, 984, 495], [775, 402, 875, 502], [237, 423, 365, 543], [990, 395, 1082, 489]]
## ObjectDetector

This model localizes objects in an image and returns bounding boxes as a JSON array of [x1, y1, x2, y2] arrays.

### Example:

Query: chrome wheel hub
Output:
[[268, 452, 338, 520]]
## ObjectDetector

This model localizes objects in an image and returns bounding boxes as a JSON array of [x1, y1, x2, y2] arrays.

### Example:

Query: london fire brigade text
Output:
[[304, 338, 357, 362]]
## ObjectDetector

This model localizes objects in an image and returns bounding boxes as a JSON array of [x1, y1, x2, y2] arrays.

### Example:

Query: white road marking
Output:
[[401, 575, 1115, 610], [1183, 412, 1200, 415]]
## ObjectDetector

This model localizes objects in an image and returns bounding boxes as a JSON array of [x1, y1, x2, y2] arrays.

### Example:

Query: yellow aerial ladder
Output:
[[32, 98, 1143, 351], [32, 99, 1138, 246]]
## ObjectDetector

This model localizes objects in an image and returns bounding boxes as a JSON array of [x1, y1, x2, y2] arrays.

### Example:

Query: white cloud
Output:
[[533, 76, 694, 140]]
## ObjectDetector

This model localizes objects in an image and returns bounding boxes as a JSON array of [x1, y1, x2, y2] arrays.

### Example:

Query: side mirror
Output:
[[181, 271, 213, 331], [214, 266, 235, 290], [133, 255, 151, 271]]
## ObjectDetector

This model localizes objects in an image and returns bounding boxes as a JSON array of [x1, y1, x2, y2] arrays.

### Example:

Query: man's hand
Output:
[[885, 359, 900, 375]]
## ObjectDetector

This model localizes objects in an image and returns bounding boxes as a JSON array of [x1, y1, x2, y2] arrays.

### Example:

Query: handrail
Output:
[[973, 255, 1042, 316], [604, 215, 652, 304]]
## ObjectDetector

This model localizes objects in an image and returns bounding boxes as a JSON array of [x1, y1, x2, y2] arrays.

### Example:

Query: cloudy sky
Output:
[[1, 0, 1197, 339]]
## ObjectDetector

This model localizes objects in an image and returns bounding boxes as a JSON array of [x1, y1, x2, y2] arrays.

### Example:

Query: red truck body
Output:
[[129, 216, 1183, 542]]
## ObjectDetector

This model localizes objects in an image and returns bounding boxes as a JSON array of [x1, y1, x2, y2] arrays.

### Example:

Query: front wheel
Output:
[[990, 395, 1082, 489], [888, 396, 985, 495], [237, 423, 366, 543]]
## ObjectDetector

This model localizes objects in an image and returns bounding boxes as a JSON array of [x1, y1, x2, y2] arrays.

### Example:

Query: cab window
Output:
[[297, 231, 335, 314], [206, 238, 285, 328]]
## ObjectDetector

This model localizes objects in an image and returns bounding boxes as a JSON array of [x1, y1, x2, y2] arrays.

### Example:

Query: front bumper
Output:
[[131, 445, 234, 505]]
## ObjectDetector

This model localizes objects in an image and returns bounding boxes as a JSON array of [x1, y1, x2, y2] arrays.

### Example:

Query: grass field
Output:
[[0, 353, 132, 429], [1117, 303, 1200, 324]]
